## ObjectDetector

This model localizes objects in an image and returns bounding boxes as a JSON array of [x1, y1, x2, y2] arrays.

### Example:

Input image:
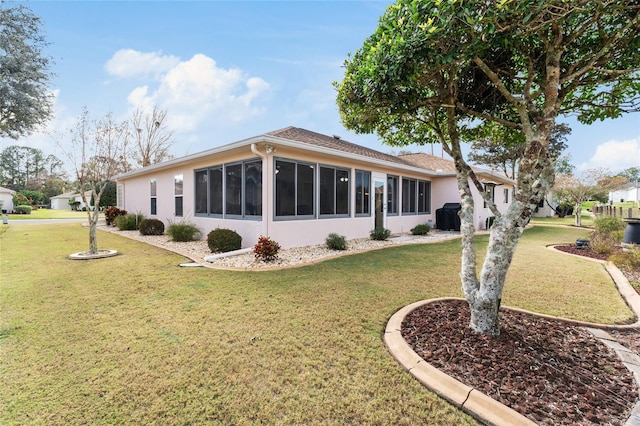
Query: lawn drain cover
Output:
[[179, 262, 203, 267]]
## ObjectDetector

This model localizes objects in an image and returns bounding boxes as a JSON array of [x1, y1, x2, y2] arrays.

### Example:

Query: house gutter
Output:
[[251, 143, 269, 237]]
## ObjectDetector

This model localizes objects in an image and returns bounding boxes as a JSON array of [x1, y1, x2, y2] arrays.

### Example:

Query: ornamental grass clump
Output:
[[115, 213, 144, 231], [253, 236, 280, 262], [167, 220, 200, 242], [325, 233, 347, 251], [589, 215, 626, 255]]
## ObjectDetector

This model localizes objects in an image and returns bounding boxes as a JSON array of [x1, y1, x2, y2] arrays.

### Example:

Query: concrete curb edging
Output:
[[385, 257, 640, 426], [384, 297, 536, 426]]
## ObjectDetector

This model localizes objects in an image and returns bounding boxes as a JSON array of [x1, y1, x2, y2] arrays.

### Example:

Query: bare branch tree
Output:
[[130, 106, 175, 168], [58, 107, 129, 254], [553, 168, 627, 226]]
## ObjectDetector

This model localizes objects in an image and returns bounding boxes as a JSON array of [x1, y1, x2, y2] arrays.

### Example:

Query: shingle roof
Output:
[[266, 126, 412, 166], [398, 153, 457, 172]]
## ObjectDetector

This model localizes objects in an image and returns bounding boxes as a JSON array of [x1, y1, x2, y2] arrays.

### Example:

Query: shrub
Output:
[[104, 207, 126, 226], [115, 213, 145, 231], [608, 249, 640, 271], [167, 220, 200, 242], [594, 216, 625, 242], [588, 231, 618, 255], [254, 236, 281, 262], [14, 205, 32, 215], [207, 228, 242, 253], [370, 227, 391, 241], [411, 223, 431, 236], [12, 193, 31, 207], [139, 218, 165, 236], [326, 233, 347, 251]]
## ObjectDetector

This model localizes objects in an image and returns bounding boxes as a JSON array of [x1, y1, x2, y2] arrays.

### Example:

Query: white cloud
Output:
[[105, 49, 181, 78], [121, 52, 270, 132], [580, 138, 640, 172]]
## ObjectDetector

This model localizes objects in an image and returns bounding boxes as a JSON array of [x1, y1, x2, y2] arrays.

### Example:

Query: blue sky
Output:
[[6, 0, 640, 174]]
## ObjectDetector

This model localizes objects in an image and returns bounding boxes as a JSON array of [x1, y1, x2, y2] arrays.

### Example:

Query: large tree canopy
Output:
[[0, 145, 65, 190], [336, 0, 640, 335], [0, 3, 54, 139]]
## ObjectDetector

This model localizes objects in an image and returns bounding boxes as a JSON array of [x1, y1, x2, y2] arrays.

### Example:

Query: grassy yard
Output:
[[5, 209, 94, 220], [530, 213, 595, 227], [0, 223, 633, 425]]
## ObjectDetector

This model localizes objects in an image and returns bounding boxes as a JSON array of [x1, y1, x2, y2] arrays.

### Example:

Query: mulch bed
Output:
[[552, 244, 613, 261], [401, 300, 637, 425], [400, 243, 640, 425]]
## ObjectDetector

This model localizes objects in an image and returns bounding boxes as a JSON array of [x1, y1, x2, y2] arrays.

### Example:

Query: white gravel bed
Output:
[[102, 226, 460, 269]]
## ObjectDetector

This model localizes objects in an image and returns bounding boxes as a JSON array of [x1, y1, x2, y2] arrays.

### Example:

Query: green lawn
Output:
[[530, 213, 595, 227], [5, 209, 95, 220], [0, 223, 633, 425]]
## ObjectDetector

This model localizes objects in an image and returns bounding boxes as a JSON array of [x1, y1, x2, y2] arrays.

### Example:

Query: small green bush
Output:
[[370, 227, 391, 241], [115, 213, 145, 231], [254, 236, 281, 262], [14, 205, 32, 214], [207, 228, 242, 253], [410, 224, 431, 235], [139, 218, 165, 236], [167, 221, 200, 242], [104, 207, 126, 226], [594, 216, 626, 241], [326, 233, 347, 251]]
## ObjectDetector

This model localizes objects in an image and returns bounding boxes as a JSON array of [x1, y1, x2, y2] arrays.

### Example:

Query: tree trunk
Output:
[[458, 140, 553, 335], [85, 191, 101, 254], [467, 219, 524, 335], [575, 204, 582, 227]]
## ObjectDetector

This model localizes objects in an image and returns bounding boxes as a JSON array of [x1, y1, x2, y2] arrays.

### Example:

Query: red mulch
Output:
[[402, 300, 637, 425], [400, 243, 640, 425], [553, 244, 613, 261]]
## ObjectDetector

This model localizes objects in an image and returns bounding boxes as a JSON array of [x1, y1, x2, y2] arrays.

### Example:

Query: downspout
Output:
[[251, 143, 269, 237]]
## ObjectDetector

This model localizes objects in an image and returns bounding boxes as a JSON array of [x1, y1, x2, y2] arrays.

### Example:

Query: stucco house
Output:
[[610, 183, 640, 204], [115, 127, 514, 249], [0, 186, 16, 213], [50, 191, 93, 210]]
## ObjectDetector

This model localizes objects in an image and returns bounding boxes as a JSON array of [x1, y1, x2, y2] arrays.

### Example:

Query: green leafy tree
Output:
[[58, 108, 130, 255], [92, 181, 116, 208], [617, 167, 640, 184], [336, 0, 640, 335], [0, 2, 54, 138], [16, 189, 45, 206], [0, 145, 65, 190], [468, 123, 571, 179]]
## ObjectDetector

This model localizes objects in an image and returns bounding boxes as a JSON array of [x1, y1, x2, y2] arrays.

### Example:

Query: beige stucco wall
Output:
[[117, 141, 514, 248], [118, 143, 441, 248]]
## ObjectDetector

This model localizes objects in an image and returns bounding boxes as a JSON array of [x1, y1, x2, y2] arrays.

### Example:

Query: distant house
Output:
[[115, 127, 514, 249], [532, 194, 558, 218], [610, 183, 640, 204], [50, 192, 93, 210], [0, 186, 16, 213]]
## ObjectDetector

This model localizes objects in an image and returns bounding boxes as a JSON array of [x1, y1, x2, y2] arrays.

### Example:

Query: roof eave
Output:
[[116, 133, 446, 180]]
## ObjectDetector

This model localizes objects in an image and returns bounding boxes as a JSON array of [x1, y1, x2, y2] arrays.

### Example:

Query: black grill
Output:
[[435, 203, 461, 231]]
